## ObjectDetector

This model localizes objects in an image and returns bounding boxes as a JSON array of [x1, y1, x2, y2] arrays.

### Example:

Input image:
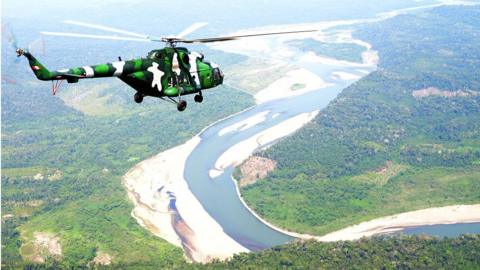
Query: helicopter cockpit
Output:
[[147, 50, 162, 59]]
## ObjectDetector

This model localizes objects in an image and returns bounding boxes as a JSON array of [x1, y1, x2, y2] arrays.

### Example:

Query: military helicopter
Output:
[[17, 21, 315, 111]]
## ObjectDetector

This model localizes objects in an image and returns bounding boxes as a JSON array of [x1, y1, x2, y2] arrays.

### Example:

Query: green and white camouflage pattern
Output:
[[22, 47, 223, 98]]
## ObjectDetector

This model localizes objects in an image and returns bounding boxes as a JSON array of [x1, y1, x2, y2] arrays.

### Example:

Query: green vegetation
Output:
[[241, 6, 480, 235], [202, 235, 480, 270], [3, 5, 480, 270], [290, 83, 306, 91], [1, 57, 254, 268], [15, 235, 480, 269], [287, 38, 365, 63], [244, 166, 480, 235], [56, 82, 128, 116]]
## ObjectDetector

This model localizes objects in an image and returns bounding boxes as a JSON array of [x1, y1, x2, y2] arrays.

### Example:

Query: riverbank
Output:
[[215, 111, 319, 171], [317, 204, 480, 241], [123, 110, 322, 262], [254, 69, 332, 104], [123, 137, 248, 263], [235, 190, 480, 242]]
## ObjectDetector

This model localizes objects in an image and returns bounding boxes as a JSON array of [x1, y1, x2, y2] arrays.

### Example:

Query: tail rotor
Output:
[[2, 23, 46, 60]]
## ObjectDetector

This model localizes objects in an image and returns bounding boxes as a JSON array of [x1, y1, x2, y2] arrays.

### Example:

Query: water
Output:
[[184, 89, 346, 249], [403, 222, 480, 237], [183, 42, 373, 249]]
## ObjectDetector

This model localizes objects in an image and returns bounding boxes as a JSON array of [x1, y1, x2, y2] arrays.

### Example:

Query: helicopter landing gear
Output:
[[134, 92, 143, 103], [194, 93, 203, 103], [175, 86, 187, 111], [177, 100, 187, 111]]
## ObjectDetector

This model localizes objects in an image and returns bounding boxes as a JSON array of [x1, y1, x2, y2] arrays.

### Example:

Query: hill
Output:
[[240, 6, 480, 235]]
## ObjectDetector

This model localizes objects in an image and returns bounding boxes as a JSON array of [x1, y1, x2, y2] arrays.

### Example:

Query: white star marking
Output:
[[147, 62, 164, 91]]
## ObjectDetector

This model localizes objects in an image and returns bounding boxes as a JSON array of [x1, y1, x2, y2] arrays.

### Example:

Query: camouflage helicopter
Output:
[[17, 21, 315, 111]]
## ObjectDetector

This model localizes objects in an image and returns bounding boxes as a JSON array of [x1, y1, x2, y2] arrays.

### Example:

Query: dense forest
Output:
[[14, 235, 480, 269], [202, 235, 480, 270], [241, 6, 480, 234]]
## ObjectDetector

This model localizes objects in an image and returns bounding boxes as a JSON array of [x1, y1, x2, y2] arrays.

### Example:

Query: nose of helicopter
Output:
[[212, 64, 224, 86], [215, 68, 224, 85]]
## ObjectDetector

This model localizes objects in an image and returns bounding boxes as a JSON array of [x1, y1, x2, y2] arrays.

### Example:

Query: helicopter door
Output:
[[188, 52, 202, 89], [172, 53, 181, 77]]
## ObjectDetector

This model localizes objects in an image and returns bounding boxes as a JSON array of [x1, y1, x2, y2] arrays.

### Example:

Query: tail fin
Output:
[[16, 49, 53, 81]]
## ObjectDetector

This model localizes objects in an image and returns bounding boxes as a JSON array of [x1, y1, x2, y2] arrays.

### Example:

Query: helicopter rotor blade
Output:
[[27, 35, 46, 55], [28, 38, 40, 54], [62, 20, 151, 39], [181, 29, 317, 43], [2, 23, 19, 49], [176, 22, 209, 38], [3, 23, 22, 62], [40, 31, 153, 42]]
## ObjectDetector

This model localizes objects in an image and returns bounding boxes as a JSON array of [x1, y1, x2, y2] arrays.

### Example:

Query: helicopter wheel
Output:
[[194, 94, 203, 103], [177, 100, 187, 111], [134, 92, 143, 103]]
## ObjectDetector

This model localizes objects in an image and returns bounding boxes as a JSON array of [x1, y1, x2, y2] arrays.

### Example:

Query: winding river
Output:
[[183, 46, 375, 249]]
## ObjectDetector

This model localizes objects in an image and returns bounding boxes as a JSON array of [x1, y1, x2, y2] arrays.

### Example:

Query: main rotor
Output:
[[40, 20, 317, 48]]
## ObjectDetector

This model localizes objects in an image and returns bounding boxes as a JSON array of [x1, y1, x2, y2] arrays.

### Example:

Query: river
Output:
[[184, 33, 376, 249], [403, 222, 480, 237]]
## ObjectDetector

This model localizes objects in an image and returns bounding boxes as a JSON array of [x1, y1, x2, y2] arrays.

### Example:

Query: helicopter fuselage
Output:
[[20, 46, 223, 110]]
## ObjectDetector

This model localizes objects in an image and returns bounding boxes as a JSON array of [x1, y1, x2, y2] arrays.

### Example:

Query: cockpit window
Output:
[[147, 51, 162, 59], [213, 68, 220, 80]]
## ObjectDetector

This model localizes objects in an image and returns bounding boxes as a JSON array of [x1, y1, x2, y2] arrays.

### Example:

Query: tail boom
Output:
[[17, 48, 147, 83]]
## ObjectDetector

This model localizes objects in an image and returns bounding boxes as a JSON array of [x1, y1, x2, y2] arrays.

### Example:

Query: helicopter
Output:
[[16, 21, 315, 111]]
